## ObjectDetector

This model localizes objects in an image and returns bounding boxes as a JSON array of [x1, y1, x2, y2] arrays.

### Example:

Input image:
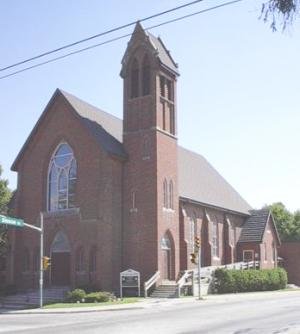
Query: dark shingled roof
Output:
[[238, 209, 270, 243], [59, 91, 251, 215], [147, 32, 179, 75]]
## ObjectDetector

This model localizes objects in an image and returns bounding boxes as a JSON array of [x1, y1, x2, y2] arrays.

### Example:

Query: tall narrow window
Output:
[[169, 180, 174, 210], [48, 143, 77, 211], [162, 102, 166, 131], [264, 243, 267, 261], [170, 105, 175, 135], [131, 58, 139, 98], [23, 248, 30, 272], [142, 55, 150, 96], [160, 76, 165, 97], [212, 221, 219, 258], [163, 179, 168, 208], [166, 79, 173, 101], [190, 218, 196, 253]]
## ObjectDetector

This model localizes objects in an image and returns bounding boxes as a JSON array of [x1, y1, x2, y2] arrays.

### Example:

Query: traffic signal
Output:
[[195, 236, 200, 249], [190, 253, 197, 265], [42, 256, 51, 271]]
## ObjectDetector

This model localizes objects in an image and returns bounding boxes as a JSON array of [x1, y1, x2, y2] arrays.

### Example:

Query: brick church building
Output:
[[2, 23, 280, 293]]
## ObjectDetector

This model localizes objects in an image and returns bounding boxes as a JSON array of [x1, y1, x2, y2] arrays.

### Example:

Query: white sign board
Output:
[[120, 268, 140, 298]]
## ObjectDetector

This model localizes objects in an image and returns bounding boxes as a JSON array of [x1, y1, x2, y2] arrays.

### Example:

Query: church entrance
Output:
[[161, 234, 172, 280], [50, 231, 71, 286]]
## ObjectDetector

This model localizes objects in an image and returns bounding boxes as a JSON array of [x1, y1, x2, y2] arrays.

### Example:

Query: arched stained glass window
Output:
[[48, 143, 77, 211]]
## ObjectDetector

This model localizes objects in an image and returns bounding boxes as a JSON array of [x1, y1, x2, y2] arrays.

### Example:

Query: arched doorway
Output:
[[50, 231, 71, 286], [161, 234, 172, 280]]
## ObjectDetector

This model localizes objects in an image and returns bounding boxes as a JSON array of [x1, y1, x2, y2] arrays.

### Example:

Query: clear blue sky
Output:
[[1, 0, 299, 211]]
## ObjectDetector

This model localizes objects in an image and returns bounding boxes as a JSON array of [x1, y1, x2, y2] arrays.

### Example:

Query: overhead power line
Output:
[[0, 0, 244, 80], [0, 0, 205, 72]]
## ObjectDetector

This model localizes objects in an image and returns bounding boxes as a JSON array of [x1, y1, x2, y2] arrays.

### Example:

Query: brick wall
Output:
[[279, 242, 300, 285]]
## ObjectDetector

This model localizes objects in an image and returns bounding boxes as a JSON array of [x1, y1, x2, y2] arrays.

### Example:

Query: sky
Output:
[[0, 0, 299, 212]]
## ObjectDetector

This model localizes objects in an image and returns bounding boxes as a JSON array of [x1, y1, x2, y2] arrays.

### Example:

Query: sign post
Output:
[[0, 213, 44, 308]]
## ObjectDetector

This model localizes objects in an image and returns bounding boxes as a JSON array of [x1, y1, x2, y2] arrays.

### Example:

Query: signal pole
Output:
[[197, 246, 202, 300], [39, 212, 44, 308]]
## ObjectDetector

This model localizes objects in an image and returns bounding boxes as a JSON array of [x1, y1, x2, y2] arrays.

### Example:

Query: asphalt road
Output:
[[1, 291, 300, 334]]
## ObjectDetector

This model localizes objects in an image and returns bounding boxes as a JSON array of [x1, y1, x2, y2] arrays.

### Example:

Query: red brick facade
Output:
[[279, 242, 300, 285], [1, 24, 280, 294]]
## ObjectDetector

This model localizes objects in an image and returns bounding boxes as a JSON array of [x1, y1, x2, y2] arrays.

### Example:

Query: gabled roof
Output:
[[238, 209, 281, 244], [178, 147, 252, 215], [12, 89, 251, 215], [11, 89, 126, 171]]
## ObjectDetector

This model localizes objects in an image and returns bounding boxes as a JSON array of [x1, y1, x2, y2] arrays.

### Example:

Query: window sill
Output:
[[45, 208, 80, 218], [163, 208, 175, 213], [130, 208, 138, 213]]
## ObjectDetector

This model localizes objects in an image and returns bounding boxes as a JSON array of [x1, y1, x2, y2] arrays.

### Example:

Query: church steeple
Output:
[[121, 23, 180, 284]]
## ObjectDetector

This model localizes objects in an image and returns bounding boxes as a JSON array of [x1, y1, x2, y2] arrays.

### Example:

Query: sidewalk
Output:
[[1, 289, 299, 315]]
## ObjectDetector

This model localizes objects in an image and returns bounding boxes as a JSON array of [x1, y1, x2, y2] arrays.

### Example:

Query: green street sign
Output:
[[0, 215, 24, 228]]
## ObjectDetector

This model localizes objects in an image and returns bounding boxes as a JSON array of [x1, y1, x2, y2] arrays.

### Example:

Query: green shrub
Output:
[[85, 291, 114, 303], [214, 268, 287, 294], [66, 289, 86, 303]]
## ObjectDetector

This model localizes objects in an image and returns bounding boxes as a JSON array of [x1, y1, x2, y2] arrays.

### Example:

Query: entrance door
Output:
[[161, 235, 172, 280], [51, 252, 70, 286], [162, 249, 171, 280]]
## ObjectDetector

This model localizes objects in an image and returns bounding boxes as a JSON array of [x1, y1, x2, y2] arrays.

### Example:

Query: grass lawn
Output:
[[43, 298, 140, 309]]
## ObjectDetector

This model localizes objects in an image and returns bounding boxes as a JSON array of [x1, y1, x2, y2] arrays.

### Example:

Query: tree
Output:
[[0, 165, 12, 258], [265, 202, 300, 241], [261, 0, 300, 31]]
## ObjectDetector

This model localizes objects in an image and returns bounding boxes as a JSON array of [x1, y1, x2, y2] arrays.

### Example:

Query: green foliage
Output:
[[85, 291, 114, 303], [261, 0, 299, 31], [65, 289, 115, 303], [265, 202, 300, 241], [214, 268, 287, 294], [66, 289, 86, 303], [0, 165, 12, 258]]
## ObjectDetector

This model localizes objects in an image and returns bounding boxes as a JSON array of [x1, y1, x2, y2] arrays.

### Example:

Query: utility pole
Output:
[[197, 246, 202, 300], [39, 212, 44, 308]]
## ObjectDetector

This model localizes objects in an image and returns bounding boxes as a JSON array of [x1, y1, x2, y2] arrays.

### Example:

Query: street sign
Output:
[[0, 215, 24, 227]]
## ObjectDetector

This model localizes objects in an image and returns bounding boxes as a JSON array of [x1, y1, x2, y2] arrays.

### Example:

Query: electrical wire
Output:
[[0, 0, 244, 80], [0, 0, 205, 72]]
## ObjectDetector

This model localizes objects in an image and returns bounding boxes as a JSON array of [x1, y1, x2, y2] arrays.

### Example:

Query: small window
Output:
[[131, 58, 139, 98], [243, 250, 254, 262]]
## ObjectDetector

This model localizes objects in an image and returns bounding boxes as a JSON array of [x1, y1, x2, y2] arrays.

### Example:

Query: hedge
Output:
[[65, 289, 115, 303], [214, 268, 287, 294]]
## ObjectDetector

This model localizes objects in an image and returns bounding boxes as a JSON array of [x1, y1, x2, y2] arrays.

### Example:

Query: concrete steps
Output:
[[150, 283, 178, 298], [0, 286, 69, 309]]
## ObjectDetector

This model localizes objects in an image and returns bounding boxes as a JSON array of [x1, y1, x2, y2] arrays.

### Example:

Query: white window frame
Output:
[[47, 142, 77, 212]]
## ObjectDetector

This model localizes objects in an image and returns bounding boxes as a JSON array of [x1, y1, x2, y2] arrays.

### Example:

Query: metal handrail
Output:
[[144, 271, 160, 298], [177, 270, 193, 297]]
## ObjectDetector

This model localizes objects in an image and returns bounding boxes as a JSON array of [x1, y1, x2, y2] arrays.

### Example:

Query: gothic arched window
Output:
[[142, 55, 150, 96], [48, 143, 77, 211], [131, 58, 139, 98], [89, 246, 97, 272]]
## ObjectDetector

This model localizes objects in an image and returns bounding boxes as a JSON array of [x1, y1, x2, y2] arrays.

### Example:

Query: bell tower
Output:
[[121, 23, 180, 284]]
